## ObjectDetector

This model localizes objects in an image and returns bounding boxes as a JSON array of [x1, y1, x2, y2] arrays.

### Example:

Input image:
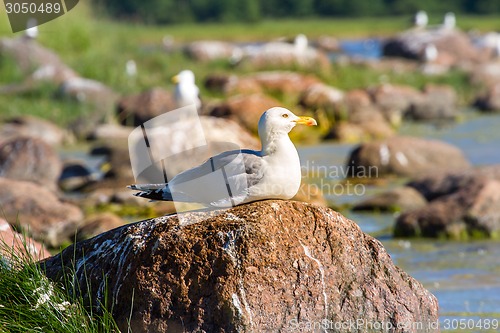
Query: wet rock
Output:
[[353, 186, 427, 212], [346, 136, 470, 178], [396, 165, 500, 238], [474, 82, 500, 112], [0, 136, 62, 190], [75, 213, 124, 242], [90, 142, 134, 183], [208, 94, 280, 133], [396, 178, 500, 239], [116, 88, 176, 127], [0, 178, 83, 247], [408, 165, 500, 201], [58, 161, 97, 192], [0, 218, 49, 261], [185, 40, 241, 62], [407, 84, 458, 121], [42, 200, 438, 333], [0, 115, 70, 146]]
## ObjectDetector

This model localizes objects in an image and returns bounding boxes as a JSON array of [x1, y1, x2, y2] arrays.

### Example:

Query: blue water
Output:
[[337, 38, 383, 60], [298, 112, 500, 330]]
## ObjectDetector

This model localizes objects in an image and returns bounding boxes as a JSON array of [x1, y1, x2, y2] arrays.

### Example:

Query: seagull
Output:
[[128, 107, 317, 207], [442, 12, 456, 30], [125, 60, 137, 78], [25, 18, 38, 39], [414, 10, 428, 29], [172, 70, 201, 110]]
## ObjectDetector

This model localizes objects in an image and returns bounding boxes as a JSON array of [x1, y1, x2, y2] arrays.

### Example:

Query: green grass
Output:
[[0, 238, 120, 333]]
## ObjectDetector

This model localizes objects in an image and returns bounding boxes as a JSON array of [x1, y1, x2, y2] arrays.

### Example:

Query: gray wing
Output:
[[170, 149, 265, 188]]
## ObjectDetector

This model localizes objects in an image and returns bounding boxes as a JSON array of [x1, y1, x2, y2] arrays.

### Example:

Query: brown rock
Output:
[[396, 165, 500, 238], [0, 37, 76, 82], [208, 94, 280, 133], [407, 165, 500, 201], [42, 200, 438, 333], [0, 136, 62, 190], [344, 89, 372, 111], [369, 84, 422, 123], [0, 218, 49, 261], [346, 136, 470, 178], [353, 186, 427, 212], [326, 120, 394, 143], [0, 115, 70, 146], [298, 83, 345, 114], [0, 178, 83, 247], [116, 88, 177, 126], [396, 178, 500, 239], [407, 84, 458, 121], [250, 71, 321, 98], [315, 35, 340, 52], [204, 74, 263, 96], [205, 72, 321, 99], [60, 77, 118, 110], [185, 40, 240, 62], [474, 82, 500, 112]]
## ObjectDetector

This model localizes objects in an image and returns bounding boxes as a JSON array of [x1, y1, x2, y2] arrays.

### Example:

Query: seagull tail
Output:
[[127, 183, 174, 201]]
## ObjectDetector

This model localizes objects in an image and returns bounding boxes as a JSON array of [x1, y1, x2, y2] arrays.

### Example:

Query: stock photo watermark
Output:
[[2, 0, 79, 33], [299, 160, 379, 198]]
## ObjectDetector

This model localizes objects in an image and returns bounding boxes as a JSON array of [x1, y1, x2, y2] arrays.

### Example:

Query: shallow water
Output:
[[298, 112, 500, 331]]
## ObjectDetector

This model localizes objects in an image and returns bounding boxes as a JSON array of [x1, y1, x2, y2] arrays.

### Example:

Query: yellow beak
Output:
[[171, 75, 179, 84], [294, 116, 317, 126]]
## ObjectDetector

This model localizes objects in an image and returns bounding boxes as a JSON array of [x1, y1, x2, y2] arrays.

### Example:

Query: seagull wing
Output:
[[129, 149, 266, 206]]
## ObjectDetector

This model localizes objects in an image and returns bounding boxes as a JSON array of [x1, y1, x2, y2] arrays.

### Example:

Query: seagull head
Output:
[[258, 107, 317, 140], [172, 70, 196, 85]]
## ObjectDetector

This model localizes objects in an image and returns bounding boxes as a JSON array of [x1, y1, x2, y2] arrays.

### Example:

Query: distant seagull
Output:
[[294, 34, 308, 53], [424, 44, 438, 62], [172, 70, 201, 110], [443, 12, 456, 30], [25, 18, 38, 39], [125, 60, 137, 78], [128, 107, 317, 207], [414, 10, 428, 29]]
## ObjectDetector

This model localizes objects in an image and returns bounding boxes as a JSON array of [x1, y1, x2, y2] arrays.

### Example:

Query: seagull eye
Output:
[[282, 114, 289, 118]]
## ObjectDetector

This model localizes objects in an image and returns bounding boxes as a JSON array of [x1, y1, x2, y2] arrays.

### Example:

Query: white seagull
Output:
[[128, 107, 317, 207], [172, 70, 201, 110], [414, 10, 428, 29]]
